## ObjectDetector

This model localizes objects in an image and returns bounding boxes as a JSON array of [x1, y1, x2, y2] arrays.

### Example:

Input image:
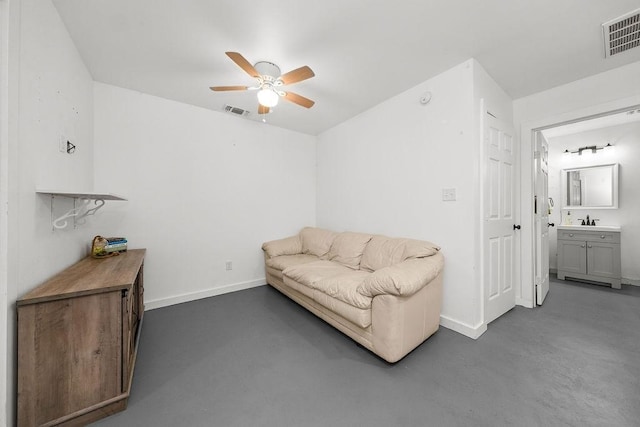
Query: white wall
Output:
[[514, 60, 640, 306], [92, 83, 317, 308], [3, 0, 96, 424], [17, 0, 95, 283], [547, 121, 640, 284], [317, 59, 512, 337]]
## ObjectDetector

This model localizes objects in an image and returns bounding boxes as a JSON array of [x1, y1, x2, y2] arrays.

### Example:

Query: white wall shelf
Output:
[[36, 189, 127, 230]]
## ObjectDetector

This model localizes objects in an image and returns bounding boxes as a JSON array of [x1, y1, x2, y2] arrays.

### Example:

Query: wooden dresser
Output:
[[17, 249, 146, 426]]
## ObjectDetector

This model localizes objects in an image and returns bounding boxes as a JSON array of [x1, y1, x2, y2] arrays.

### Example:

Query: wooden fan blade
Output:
[[279, 66, 315, 85], [283, 92, 315, 108], [258, 104, 270, 114], [210, 85, 249, 92], [226, 52, 260, 78]]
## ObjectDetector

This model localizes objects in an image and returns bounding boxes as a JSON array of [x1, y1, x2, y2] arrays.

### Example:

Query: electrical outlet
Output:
[[225, 261, 233, 271]]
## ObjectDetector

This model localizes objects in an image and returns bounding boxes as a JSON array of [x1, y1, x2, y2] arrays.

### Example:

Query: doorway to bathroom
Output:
[[531, 104, 640, 305]]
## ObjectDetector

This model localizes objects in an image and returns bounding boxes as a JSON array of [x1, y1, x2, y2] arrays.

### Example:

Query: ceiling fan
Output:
[[210, 52, 315, 114]]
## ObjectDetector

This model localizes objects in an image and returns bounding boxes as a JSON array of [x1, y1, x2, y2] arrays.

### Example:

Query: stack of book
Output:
[[104, 237, 127, 253]]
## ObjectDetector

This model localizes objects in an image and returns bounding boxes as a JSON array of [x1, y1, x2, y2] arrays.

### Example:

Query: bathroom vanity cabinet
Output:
[[557, 227, 621, 289]]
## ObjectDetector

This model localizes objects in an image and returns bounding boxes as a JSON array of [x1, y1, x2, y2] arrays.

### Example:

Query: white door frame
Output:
[[518, 95, 640, 307], [0, 1, 20, 424], [0, 1, 9, 425]]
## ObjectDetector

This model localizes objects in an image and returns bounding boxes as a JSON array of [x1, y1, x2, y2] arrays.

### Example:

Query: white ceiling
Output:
[[52, 0, 640, 135]]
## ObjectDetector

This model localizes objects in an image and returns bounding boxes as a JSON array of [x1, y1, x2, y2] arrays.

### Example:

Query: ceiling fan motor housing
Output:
[[254, 61, 281, 81]]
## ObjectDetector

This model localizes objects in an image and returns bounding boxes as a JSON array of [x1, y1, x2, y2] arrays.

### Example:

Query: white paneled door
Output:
[[535, 132, 550, 305], [483, 104, 516, 324]]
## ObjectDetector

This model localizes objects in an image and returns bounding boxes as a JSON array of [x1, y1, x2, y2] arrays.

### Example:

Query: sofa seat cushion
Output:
[[266, 254, 319, 272], [283, 275, 315, 299], [312, 290, 371, 328], [283, 260, 353, 288], [313, 271, 372, 309]]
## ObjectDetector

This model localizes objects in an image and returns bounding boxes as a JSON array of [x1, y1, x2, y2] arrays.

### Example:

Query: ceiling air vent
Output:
[[602, 8, 640, 58], [223, 104, 250, 117]]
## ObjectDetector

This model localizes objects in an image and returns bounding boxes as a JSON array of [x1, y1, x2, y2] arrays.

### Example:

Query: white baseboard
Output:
[[439, 315, 487, 339], [145, 278, 266, 311]]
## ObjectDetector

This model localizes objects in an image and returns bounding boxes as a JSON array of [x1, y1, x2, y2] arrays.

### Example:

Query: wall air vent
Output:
[[602, 8, 640, 58], [223, 104, 250, 117]]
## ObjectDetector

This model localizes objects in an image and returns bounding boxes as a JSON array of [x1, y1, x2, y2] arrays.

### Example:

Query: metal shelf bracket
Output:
[[37, 190, 127, 231]]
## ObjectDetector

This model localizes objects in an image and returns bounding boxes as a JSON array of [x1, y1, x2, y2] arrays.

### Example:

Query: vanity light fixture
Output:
[[564, 143, 613, 156]]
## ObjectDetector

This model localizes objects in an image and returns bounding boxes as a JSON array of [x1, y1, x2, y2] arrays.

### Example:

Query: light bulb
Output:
[[257, 89, 279, 107]]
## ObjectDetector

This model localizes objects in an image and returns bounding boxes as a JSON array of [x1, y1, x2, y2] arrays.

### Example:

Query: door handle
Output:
[[587, 245, 592, 248], [581, 244, 585, 248], [548, 223, 555, 227], [513, 224, 521, 230]]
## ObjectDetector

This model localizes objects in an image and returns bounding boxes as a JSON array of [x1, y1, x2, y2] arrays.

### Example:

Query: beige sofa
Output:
[[262, 227, 444, 363]]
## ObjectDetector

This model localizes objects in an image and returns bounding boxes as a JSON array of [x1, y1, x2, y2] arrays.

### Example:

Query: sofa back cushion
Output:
[[402, 239, 440, 260], [360, 235, 441, 272], [327, 232, 373, 269], [360, 236, 407, 272], [300, 227, 337, 258]]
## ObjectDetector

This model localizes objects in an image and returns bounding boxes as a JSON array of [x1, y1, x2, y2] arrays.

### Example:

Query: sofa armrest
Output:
[[357, 252, 444, 298], [262, 235, 303, 258]]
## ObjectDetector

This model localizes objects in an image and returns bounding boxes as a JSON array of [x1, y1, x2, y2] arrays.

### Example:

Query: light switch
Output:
[[442, 188, 456, 201]]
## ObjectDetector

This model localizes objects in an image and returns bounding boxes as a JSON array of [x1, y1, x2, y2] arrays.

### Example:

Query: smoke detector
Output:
[[602, 8, 640, 58]]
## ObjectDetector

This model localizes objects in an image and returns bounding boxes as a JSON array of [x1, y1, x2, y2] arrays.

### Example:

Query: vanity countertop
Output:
[[557, 224, 621, 232]]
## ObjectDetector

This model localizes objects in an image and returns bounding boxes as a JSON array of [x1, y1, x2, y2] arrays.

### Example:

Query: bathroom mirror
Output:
[[561, 164, 619, 209]]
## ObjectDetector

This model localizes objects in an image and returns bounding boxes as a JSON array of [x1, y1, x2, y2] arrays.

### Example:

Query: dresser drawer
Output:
[[558, 230, 620, 244]]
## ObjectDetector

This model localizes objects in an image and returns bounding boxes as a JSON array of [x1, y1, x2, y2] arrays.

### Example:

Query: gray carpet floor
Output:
[[92, 277, 640, 426]]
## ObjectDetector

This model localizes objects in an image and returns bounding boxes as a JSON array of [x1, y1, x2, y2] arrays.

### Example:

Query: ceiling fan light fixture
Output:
[[257, 88, 279, 107], [211, 52, 315, 111]]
